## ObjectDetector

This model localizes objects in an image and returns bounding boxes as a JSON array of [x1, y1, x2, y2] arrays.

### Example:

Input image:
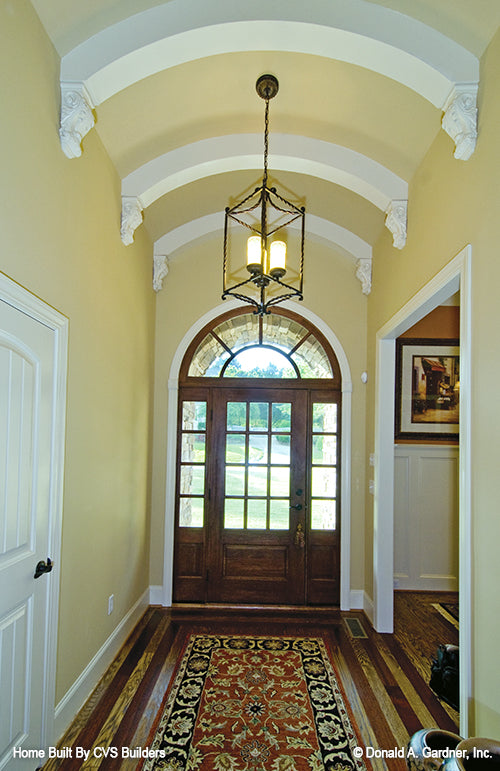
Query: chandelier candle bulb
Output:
[[247, 236, 263, 273], [269, 240, 287, 278]]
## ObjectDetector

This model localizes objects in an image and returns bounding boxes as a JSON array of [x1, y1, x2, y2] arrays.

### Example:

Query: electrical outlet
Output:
[[108, 594, 114, 615]]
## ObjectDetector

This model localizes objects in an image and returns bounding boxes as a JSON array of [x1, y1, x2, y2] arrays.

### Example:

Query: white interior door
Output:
[[0, 284, 67, 769]]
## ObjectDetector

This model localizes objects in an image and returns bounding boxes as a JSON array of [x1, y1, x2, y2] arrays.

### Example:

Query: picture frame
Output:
[[395, 338, 460, 441]]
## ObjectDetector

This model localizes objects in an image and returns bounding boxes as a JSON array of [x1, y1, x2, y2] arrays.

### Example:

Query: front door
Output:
[[174, 386, 340, 605]]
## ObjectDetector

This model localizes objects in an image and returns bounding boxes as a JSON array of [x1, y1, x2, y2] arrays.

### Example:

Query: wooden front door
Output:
[[174, 386, 340, 606]]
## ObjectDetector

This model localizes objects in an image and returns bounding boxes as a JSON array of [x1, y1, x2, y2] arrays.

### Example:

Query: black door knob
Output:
[[34, 558, 53, 579]]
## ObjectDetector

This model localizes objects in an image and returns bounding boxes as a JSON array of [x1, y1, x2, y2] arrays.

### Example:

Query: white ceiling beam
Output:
[[61, 1, 478, 109], [122, 134, 407, 213]]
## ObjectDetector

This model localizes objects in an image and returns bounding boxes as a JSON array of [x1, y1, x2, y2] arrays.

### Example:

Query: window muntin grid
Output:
[[188, 313, 333, 379], [178, 401, 207, 527], [224, 401, 291, 530]]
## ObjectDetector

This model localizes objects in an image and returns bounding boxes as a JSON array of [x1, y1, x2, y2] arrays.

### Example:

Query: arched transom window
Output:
[[185, 310, 337, 380]]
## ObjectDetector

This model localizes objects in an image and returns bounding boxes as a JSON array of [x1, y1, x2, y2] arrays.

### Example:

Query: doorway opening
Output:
[[373, 245, 471, 735], [173, 307, 342, 606]]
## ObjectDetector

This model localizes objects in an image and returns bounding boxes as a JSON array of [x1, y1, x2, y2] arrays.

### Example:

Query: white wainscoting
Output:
[[394, 445, 459, 591]]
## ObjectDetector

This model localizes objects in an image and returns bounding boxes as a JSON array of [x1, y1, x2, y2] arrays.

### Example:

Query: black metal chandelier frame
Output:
[[222, 74, 305, 315]]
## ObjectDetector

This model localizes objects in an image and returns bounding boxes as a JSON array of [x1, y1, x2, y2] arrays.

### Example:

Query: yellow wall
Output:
[[0, 1, 155, 702], [365, 28, 500, 734], [150, 237, 368, 594], [5, 0, 500, 741]]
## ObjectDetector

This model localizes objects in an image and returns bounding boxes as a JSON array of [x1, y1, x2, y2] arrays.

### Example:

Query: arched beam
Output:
[[152, 212, 373, 295], [122, 134, 407, 212], [61, 0, 478, 108], [154, 212, 371, 263]]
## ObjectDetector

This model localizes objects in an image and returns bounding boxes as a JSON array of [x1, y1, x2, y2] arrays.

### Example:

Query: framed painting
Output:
[[395, 338, 460, 441]]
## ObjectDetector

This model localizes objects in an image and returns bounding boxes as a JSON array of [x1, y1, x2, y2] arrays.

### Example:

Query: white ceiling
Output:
[[31, 0, 500, 280]]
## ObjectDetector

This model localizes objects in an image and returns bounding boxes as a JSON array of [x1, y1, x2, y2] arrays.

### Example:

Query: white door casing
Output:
[[0, 275, 67, 768], [162, 299, 353, 610]]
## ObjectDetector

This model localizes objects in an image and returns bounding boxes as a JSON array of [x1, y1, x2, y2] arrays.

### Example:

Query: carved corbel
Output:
[[356, 258, 372, 295], [121, 197, 144, 245], [385, 200, 407, 249], [442, 84, 478, 161], [153, 255, 169, 292], [59, 82, 95, 159]]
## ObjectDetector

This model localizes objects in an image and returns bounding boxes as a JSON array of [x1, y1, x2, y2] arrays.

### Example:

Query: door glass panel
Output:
[[180, 465, 205, 495], [310, 402, 338, 532], [226, 467, 245, 495], [249, 402, 268, 431], [311, 500, 336, 530], [224, 498, 244, 528], [182, 401, 206, 431], [223, 400, 292, 531], [181, 433, 206, 462], [249, 433, 268, 464], [312, 467, 337, 498], [226, 434, 246, 462], [179, 498, 204, 528], [227, 402, 247, 431], [272, 403, 291, 431], [312, 435, 337, 464], [179, 400, 207, 528], [271, 435, 290, 464], [248, 499, 267, 529], [270, 467, 289, 497], [312, 403, 337, 432], [248, 466, 268, 497], [270, 500, 289, 529]]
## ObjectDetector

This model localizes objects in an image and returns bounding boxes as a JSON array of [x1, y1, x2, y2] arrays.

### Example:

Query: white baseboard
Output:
[[348, 590, 374, 625], [149, 584, 165, 606], [349, 590, 365, 609], [363, 591, 374, 624], [54, 587, 150, 741]]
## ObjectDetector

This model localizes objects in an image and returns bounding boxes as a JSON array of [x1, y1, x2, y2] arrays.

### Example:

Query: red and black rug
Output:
[[143, 635, 367, 771]]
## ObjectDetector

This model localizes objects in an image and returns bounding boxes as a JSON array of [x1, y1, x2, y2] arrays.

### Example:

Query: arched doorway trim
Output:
[[162, 299, 353, 609]]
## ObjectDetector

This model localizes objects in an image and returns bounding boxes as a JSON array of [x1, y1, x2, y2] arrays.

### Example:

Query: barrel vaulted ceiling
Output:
[[31, 0, 500, 294]]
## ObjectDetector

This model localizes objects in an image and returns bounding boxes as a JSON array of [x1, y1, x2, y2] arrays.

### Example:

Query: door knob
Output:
[[290, 503, 302, 510], [34, 558, 53, 579]]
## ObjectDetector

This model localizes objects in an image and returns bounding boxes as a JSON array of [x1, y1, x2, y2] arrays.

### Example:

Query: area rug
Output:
[[142, 635, 367, 771]]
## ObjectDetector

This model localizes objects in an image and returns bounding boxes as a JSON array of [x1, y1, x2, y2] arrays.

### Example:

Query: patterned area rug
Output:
[[143, 635, 367, 771]]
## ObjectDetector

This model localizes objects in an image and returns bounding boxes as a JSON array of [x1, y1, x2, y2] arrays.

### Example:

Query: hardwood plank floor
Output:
[[42, 592, 459, 771]]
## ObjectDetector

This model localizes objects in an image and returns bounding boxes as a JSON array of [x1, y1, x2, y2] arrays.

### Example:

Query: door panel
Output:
[[173, 389, 209, 602], [173, 386, 340, 606], [307, 393, 340, 604], [0, 299, 57, 766], [207, 388, 306, 605]]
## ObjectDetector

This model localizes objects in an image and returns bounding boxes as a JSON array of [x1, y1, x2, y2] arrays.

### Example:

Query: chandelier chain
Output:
[[263, 97, 270, 188]]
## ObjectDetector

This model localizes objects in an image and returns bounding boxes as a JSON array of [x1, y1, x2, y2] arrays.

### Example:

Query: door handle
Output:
[[294, 522, 305, 548], [290, 503, 302, 510], [34, 558, 53, 579]]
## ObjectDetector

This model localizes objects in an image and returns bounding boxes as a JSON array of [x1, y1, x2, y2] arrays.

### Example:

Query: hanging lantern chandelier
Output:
[[222, 74, 305, 315]]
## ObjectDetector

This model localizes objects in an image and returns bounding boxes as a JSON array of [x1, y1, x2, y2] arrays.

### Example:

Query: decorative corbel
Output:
[[59, 82, 95, 159], [442, 83, 478, 161], [121, 196, 144, 245], [153, 255, 169, 292], [356, 258, 372, 295], [385, 200, 407, 249]]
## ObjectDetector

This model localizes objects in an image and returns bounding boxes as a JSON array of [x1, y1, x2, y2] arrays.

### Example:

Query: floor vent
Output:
[[344, 617, 368, 639]]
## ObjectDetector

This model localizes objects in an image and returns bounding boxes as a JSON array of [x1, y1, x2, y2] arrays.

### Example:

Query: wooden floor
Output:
[[42, 591, 459, 771]]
